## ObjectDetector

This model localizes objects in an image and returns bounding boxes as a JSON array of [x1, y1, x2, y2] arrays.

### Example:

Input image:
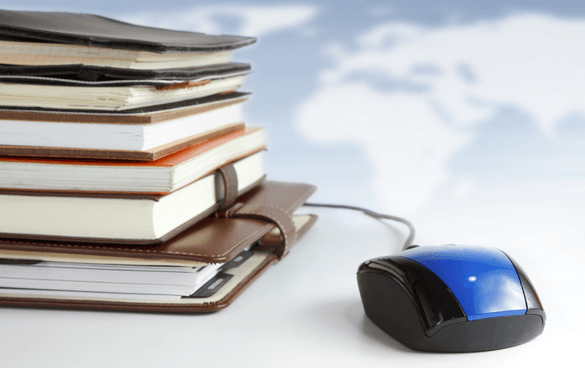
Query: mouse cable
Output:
[[302, 202, 416, 251]]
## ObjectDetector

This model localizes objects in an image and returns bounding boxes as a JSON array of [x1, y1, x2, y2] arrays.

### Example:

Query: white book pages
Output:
[[0, 263, 223, 296], [0, 40, 233, 69], [0, 133, 266, 193], [0, 76, 245, 111], [0, 102, 244, 151], [0, 151, 266, 240]]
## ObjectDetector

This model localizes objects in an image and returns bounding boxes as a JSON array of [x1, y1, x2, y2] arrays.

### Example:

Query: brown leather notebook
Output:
[[0, 181, 317, 312]]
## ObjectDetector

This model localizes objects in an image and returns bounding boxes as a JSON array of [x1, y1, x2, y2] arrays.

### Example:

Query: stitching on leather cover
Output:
[[0, 216, 317, 312], [200, 254, 277, 308], [241, 204, 293, 216], [0, 183, 313, 261], [239, 210, 288, 248], [235, 204, 298, 256], [0, 223, 274, 258], [237, 204, 297, 244]]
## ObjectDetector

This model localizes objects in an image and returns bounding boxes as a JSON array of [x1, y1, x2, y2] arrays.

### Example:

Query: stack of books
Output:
[[0, 10, 317, 312]]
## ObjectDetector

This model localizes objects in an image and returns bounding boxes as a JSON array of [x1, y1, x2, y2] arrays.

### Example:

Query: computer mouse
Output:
[[356, 244, 546, 352]]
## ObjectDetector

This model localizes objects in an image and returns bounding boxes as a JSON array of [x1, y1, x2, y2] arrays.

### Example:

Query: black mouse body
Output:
[[357, 245, 546, 353]]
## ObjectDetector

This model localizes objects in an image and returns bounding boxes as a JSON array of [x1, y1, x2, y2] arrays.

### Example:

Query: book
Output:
[[0, 92, 250, 161], [0, 74, 247, 111], [0, 181, 318, 312], [0, 11, 255, 161], [0, 10, 256, 70], [0, 127, 266, 193], [0, 259, 224, 301], [0, 96, 246, 158], [0, 151, 266, 244], [0, 62, 251, 82], [0, 11, 322, 314], [0, 65, 250, 86]]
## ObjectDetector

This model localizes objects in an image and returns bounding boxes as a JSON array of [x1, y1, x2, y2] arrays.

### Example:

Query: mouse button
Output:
[[390, 257, 466, 336], [356, 269, 429, 350], [505, 254, 546, 323], [401, 245, 527, 321], [358, 258, 437, 335], [359, 258, 408, 285]]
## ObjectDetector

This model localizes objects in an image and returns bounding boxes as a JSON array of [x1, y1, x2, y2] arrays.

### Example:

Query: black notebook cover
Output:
[[0, 10, 256, 52], [0, 63, 251, 82]]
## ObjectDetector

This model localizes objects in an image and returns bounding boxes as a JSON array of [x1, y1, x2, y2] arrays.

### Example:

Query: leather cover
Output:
[[0, 181, 317, 312], [0, 91, 249, 116], [0, 10, 256, 52], [0, 63, 251, 82], [0, 68, 250, 87], [0, 95, 247, 124]]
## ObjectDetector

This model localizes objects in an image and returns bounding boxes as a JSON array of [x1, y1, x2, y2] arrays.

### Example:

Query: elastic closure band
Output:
[[216, 203, 297, 259], [215, 163, 238, 212]]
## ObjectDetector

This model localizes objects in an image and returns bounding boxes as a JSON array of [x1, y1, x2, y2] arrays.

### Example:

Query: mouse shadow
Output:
[[302, 297, 417, 353]]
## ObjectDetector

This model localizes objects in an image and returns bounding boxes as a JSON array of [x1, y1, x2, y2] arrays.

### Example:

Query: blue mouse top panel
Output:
[[400, 245, 527, 321]]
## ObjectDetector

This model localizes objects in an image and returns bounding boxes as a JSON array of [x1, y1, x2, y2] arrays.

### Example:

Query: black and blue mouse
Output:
[[357, 244, 546, 353]]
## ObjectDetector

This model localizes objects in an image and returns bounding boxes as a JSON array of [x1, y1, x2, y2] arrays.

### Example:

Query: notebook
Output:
[[0, 74, 247, 111], [0, 181, 317, 312], [0, 151, 266, 245], [0, 62, 251, 82], [0, 10, 256, 69], [0, 92, 250, 161], [0, 127, 266, 193]]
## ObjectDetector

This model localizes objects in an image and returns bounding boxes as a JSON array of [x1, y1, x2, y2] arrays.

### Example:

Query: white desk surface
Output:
[[1, 199, 581, 367]]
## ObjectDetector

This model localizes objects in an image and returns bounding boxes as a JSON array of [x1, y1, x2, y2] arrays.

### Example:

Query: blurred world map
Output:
[[12, 0, 585, 216]]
